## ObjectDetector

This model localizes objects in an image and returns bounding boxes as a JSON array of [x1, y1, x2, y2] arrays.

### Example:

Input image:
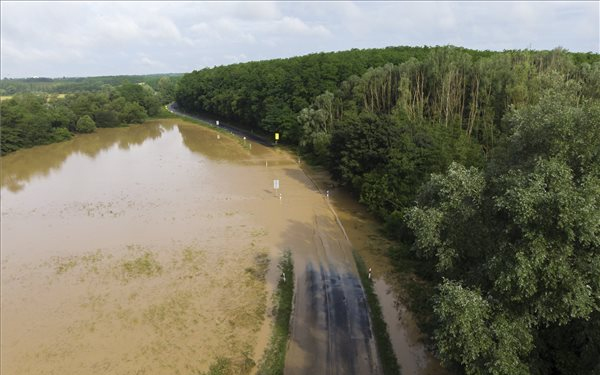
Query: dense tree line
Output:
[[176, 45, 599, 374], [176, 46, 597, 144], [0, 74, 181, 103], [406, 77, 599, 375], [177, 46, 457, 140], [0, 82, 163, 154]]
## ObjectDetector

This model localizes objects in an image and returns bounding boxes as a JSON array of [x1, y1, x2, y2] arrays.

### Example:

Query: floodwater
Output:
[[304, 167, 450, 375], [2, 118, 447, 375], [1, 120, 295, 374]]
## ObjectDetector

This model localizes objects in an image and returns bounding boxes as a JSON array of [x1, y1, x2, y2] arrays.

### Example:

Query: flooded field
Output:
[[1, 120, 294, 374], [2, 118, 447, 375]]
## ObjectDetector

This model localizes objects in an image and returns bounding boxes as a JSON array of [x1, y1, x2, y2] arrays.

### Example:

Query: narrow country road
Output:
[[167, 103, 273, 146], [285, 212, 381, 375], [167, 104, 382, 374]]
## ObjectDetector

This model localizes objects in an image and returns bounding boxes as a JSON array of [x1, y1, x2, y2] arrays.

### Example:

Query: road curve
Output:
[[166, 103, 382, 374], [166, 103, 273, 146]]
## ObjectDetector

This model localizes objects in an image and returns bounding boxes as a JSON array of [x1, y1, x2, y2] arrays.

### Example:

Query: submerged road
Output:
[[167, 104, 382, 374], [166, 103, 273, 146], [285, 213, 381, 375]]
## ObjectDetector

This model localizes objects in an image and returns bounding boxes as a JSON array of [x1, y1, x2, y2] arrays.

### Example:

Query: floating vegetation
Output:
[[200, 351, 256, 375], [50, 249, 108, 276], [250, 228, 268, 237], [54, 257, 78, 275], [143, 291, 194, 332], [121, 251, 162, 278], [180, 247, 206, 272], [244, 252, 270, 281]]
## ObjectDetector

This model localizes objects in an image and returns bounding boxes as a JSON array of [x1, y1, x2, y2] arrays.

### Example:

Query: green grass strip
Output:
[[353, 250, 402, 375], [257, 249, 294, 375]]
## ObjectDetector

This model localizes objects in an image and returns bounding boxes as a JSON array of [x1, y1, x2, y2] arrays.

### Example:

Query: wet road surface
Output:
[[284, 212, 381, 375], [166, 105, 382, 374]]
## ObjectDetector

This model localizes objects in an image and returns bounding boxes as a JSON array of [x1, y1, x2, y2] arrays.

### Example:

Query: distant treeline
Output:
[[0, 79, 177, 154], [176, 45, 598, 145], [0, 74, 182, 95], [175, 45, 600, 375]]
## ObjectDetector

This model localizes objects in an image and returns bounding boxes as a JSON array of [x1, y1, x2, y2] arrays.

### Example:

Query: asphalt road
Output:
[[284, 213, 381, 375], [166, 103, 273, 146], [166, 103, 382, 374]]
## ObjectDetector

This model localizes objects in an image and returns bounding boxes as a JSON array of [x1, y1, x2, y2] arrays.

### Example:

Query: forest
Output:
[[0, 74, 181, 95], [175, 45, 600, 375], [0, 77, 178, 154]]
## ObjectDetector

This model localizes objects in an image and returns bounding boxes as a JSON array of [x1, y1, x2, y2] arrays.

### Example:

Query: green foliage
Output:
[[1, 93, 67, 153], [176, 46, 598, 150], [121, 102, 147, 124], [50, 127, 72, 142], [121, 252, 162, 278], [354, 251, 401, 375], [434, 281, 533, 375], [257, 249, 294, 375], [405, 162, 486, 274], [118, 82, 161, 116], [94, 109, 121, 128], [176, 46, 439, 143], [407, 84, 600, 374], [0, 74, 182, 95], [0, 80, 168, 154], [75, 115, 96, 133], [200, 357, 233, 375], [297, 91, 335, 159]]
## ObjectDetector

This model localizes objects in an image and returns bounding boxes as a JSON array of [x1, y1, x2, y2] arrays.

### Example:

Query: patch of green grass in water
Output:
[[245, 252, 270, 281], [257, 249, 294, 375], [54, 257, 78, 274], [199, 353, 256, 375], [121, 251, 162, 278], [353, 250, 401, 375]]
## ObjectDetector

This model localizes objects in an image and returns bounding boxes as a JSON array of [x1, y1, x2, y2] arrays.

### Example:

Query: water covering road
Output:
[[167, 105, 382, 374], [284, 215, 381, 375]]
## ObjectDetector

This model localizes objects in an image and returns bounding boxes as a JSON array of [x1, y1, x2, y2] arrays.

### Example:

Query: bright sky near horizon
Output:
[[1, 1, 598, 78]]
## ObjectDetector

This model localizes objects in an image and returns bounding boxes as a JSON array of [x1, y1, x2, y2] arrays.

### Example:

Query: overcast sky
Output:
[[1, 1, 598, 78]]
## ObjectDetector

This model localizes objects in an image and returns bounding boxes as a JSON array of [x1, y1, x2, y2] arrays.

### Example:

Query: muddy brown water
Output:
[[1, 119, 446, 374], [297, 167, 450, 375]]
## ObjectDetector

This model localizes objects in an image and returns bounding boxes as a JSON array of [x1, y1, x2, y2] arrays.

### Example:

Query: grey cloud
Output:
[[1, 1, 597, 78]]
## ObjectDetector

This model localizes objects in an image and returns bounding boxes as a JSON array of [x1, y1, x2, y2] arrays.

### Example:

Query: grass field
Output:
[[0, 93, 66, 102]]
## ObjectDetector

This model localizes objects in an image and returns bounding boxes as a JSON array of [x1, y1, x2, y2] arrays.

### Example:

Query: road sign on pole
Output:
[[273, 179, 280, 190]]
